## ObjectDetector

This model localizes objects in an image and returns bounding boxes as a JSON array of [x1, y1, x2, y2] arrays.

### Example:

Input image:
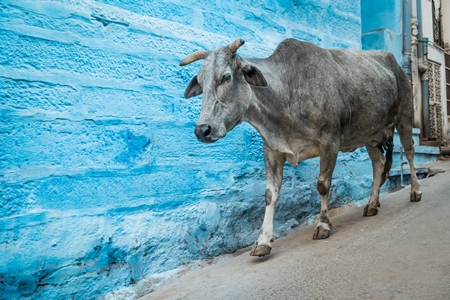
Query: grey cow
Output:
[[180, 38, 421, 257]]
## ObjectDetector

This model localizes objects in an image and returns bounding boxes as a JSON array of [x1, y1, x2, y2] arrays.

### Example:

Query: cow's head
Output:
[[180, 39, 267, 143]]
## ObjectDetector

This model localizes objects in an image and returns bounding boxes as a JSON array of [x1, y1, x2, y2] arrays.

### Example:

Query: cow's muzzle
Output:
[[194, 124, 213, 143]]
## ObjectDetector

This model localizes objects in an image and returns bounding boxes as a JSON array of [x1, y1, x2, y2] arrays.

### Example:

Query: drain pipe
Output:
[[417, 0, 431, 139], [410, 0, 421, 128], [420, 38, 431, 139], [402, 0, 412, 79]]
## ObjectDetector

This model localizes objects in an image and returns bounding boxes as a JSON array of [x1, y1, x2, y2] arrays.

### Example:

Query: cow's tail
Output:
[[381, 134, 393, 185]]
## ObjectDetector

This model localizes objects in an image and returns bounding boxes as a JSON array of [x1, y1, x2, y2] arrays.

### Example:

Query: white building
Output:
[[420, 0, 449, 148]]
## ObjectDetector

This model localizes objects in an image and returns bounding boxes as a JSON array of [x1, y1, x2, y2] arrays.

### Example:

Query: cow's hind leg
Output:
[[313, 143, 339, 240], [395, 69, 421, 201], [250, 145, 285, 257], [364, 143, 387, 216], [396, 124, 421, 201]]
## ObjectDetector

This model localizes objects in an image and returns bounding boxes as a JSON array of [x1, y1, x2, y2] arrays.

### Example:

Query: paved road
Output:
[[142, 160, 450, 300]]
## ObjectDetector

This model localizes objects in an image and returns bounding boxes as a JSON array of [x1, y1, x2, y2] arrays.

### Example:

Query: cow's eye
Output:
[[221, 73, 231, 84]]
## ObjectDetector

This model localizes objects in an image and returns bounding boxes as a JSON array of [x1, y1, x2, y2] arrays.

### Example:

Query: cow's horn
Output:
[[229, 38, 245, 54], [179, 50, 207, 66]]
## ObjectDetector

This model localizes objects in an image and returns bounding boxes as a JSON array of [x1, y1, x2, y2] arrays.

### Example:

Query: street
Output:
[[143, 159, 450, 300]]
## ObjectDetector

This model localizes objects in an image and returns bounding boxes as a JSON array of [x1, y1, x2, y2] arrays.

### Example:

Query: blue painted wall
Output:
[[361, 0, 404, 63], [2, 1, 430, 299]]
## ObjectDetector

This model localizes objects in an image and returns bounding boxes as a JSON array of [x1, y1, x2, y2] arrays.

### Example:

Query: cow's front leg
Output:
[[250, 146, 285, 257], [313, 143, 339, 240]]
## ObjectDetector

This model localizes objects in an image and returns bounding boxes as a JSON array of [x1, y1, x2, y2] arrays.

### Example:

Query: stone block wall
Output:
[[0, 0, 365, 299], [361, 0, 404, 63]]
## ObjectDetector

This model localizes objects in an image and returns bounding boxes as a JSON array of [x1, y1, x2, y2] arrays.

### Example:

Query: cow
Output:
[[179, 38, 422, 257]]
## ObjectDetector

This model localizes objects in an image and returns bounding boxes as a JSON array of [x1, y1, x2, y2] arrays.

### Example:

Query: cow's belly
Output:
[[264, 122, 390, 166], [286, 145, 321, 167], [339, 137, 369, 152], [340, 129, 387, 152], [267, 138, 321, 167]]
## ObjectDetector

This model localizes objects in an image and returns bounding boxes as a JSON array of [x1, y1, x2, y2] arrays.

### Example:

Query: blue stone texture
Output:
[[362, 29, 403, 63], [361, 0, 402, 33], [361, 0, 404, 64], [0, 0, 432, 299]]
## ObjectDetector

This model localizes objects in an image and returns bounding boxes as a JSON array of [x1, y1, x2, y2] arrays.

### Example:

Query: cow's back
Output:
[[264, 39, 405, 150], [328, 48, 404, 149]]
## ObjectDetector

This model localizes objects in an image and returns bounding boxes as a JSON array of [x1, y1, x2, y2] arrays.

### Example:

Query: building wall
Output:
[[361, 0, 448, 143], [361, 0, 404, 63], [438, 0, 450, 50], [421, 0, 448, 143], [421, 0, 436, 42], [361, 0, 402, 33], [1, 1, 423, 299], [443, 0, 450, 142]]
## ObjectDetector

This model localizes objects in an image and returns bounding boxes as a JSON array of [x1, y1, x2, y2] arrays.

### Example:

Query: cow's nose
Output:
[[195, 124, 212, 143]]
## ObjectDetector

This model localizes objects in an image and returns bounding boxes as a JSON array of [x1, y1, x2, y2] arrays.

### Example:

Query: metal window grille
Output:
[[428, 60, 444, 143], [432, 0, 444, 48], [446, 53, 450, 116]]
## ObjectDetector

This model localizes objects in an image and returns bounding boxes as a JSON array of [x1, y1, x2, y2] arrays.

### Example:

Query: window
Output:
[[428, 60, 445, 143], [432, 0, 444, 48], [445, 53, 450, 116]]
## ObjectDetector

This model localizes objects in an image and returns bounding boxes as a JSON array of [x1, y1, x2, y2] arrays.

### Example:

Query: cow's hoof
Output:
[[410, 191, 422, 202], [250, 244, 271, 257], [363, 204, 378, 216], [313, 223, 331, 240]]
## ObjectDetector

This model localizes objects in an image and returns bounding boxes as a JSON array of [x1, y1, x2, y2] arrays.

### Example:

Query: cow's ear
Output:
[[242, 65, 267, 87], [184, 75, 203, 98]]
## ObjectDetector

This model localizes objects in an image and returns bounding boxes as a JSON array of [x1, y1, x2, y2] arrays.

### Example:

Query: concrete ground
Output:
[[142, 159, 450, 300]]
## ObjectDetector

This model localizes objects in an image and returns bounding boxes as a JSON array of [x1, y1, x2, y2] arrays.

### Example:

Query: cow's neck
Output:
[[243, 87, 300, 163]]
